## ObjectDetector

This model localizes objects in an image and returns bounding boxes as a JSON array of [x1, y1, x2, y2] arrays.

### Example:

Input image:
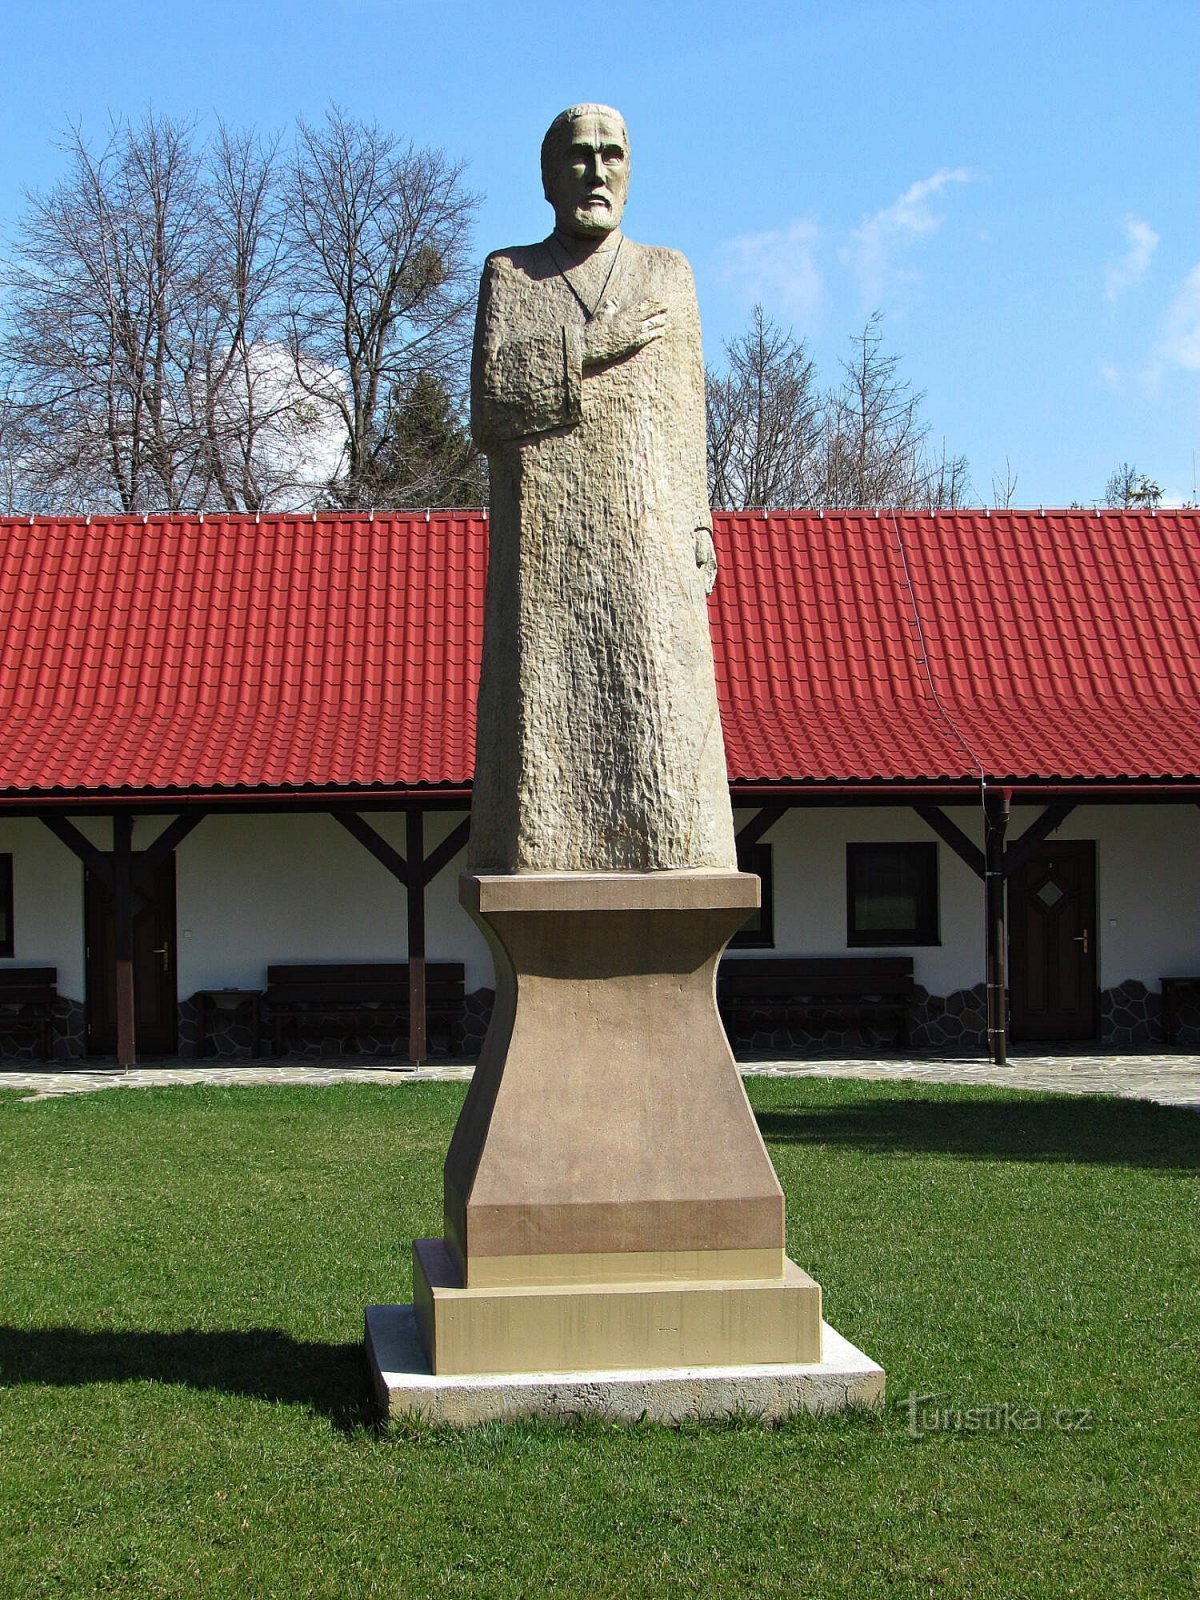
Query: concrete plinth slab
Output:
[[364, 1303, 885, 1426]]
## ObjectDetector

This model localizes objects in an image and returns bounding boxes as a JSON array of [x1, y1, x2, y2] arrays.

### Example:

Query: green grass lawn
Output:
[[0, 1078, 1196, 1599]]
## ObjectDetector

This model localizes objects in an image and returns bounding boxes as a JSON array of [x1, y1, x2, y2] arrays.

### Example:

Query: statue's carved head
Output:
[[541, 104, 629, 240]]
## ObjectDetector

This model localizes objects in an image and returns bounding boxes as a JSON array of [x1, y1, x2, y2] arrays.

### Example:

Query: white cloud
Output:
[[221, 341, 348, 508], [1104, 217, 1159, 303], [843, 168, 971, 304], [1158, 264, 1200, 372], [717, 218, 823, 321]]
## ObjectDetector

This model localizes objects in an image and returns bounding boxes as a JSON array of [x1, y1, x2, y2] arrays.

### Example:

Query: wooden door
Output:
[[1008, 841, 1097, 1041], [85, 854, 178, 1055]]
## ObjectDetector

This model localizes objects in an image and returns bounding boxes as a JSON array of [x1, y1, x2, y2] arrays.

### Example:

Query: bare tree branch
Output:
[[283, 107, 479, 507], [0, 107, 481, 512], [707, 306, 822, 509]]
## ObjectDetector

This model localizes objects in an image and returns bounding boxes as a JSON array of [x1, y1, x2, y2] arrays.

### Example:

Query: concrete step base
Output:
[[364, 1302, 885, 1426]]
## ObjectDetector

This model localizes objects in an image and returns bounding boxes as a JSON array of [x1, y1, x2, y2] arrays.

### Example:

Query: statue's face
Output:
[[546, 111, 629, 239]]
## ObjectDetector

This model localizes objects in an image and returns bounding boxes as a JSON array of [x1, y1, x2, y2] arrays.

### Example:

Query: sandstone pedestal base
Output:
[[366, 1303, 885, 1426], [402, 869, 853, 1389], [413, 1236, 822, 1374]]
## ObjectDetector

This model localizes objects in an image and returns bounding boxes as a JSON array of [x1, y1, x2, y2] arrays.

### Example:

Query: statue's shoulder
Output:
[[483, 242, 552, 278], [622, 239, 695, 282]]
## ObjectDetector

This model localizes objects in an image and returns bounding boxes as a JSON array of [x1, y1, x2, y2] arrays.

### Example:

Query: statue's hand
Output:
[[695, 526, 718, 594], [583, 299, 668, 368]]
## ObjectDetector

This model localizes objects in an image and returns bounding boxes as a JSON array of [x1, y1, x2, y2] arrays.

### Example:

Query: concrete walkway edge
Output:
[[2, 1053, 1198, 1110]]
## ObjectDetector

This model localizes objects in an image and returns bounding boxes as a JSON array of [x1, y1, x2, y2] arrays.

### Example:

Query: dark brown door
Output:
[[1008, 841, 1097, 1041], [85, 854, 178, 1055]]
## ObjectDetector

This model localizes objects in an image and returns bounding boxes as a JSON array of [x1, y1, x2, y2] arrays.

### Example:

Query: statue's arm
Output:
[[670, 253, 719, 594], [471, 254, 583, 450]]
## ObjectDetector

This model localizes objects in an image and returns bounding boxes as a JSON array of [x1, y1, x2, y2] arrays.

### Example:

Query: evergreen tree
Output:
[[327, 369, 485, 508]]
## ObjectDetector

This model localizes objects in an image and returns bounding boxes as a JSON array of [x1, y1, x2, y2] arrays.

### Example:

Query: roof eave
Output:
[[0, 783, 475, 814], [729, 776, 1200, 805]]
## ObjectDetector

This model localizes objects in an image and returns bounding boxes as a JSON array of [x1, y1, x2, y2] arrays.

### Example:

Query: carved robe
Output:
[[468, 233, 736, 873]]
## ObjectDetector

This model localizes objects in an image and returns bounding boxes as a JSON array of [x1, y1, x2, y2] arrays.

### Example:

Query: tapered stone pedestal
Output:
[[411, 870, 824, 1376]]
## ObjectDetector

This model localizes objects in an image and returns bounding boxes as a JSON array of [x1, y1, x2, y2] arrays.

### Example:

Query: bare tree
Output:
[[2, 114, 208, 511], [706, 305, 822, 509], [990, 457, 1019, 509], [818, 314, 970, 509], [1104, 461, 1162, 510], [920, 440, 972, 511], [0, 107, 481, 513], [706, 307, 970, 513], [182, 123, 295, 510], [0, 380, 25, 513], [822, 314, 912, 506], [284, 108, 479, 508], [0, 114, 317, 513]]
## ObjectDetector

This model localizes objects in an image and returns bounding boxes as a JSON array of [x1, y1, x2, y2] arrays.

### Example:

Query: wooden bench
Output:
[[718, 956, 914, 1047], [262, 962, 465, 1056], [0, 967, 59, 1059]]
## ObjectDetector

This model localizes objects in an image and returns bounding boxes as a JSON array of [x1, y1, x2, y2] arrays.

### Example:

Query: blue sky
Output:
[[3, 0, 1197, 506]]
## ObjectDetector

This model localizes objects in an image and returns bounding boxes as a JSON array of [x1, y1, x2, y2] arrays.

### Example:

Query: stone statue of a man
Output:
[[468, 104, 737, 873]]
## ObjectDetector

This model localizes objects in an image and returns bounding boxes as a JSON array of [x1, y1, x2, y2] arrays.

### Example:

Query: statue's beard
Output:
[[571, 198, 622, 235]]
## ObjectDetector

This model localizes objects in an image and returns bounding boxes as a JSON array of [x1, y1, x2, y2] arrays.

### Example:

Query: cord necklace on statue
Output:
[[547, 233, 624, 321]]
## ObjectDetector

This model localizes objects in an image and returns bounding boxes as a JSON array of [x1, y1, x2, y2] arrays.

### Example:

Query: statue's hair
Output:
[[540, 104, 628, 195]]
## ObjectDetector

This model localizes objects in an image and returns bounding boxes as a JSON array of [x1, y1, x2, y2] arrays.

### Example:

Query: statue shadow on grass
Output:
[[0, 1325, 377, 1434], [754, 1092, 1200, 1171]]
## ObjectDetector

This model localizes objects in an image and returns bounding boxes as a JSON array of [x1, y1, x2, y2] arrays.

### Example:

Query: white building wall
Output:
[[0, 808, 491, 1003], [2, 801, 1198, 1014], [732, 801, 1200, 996], [171, 810, 489, 994], [732, 804, 985, 996], [0, 818, 89, 997], [1035, 803, 1200, 988]]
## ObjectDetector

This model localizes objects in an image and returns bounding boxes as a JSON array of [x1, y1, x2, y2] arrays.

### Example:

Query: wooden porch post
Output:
[[112, 812, 136, 1067], [406, 809, 427, 1065], [331, 807, 469, 1066], [984, 790, 1010, 1067]]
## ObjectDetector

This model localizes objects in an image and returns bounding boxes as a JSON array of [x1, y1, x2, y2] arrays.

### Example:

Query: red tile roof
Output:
[[712, 509, 1200, 786], [0, 509, 1197, 804], [0, 514, 483, 799]]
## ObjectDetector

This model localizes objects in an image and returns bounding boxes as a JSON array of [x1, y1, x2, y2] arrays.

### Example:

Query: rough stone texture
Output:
[[177, 996, 203, 1060], [459, 988, 493, 1059], [721, 980, 1189, 1054], [1102, 979, 1167, 1047], [0, 996, 84, 1062], [267, 1025, 458, 1061], [178, 993, 460, 1061], [365, 1304, 884, 1426], [169, 979, 1200, 1058], [406, 109, 843, 1395], [468, 109, 734, 874], [53, 997, 86, 1060], [701, 982, 992, 1056], [3, 982, 1174, 1066]]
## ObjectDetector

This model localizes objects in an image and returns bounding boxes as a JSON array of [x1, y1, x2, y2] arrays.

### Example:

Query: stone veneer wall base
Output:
[[3, 981, 1189, 1063]]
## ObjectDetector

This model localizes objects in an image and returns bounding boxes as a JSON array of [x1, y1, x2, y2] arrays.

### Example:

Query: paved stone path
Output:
[[2, 1052, 1199, 1110]]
